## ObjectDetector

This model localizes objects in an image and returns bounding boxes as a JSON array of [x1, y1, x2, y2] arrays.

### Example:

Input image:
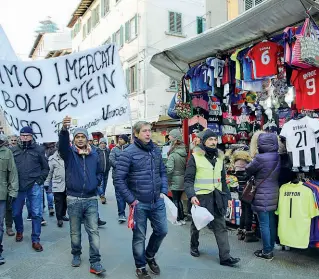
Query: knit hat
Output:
[[20, 126, 33, 134], [73, 128, 89, 140], [195, 130, 206, 140], [0, 134, 8, 142], [99, 137, 107, 144], [88, 135, 93, 141], [202, 129, 218, 144], [119, 134, 129, 143], [169, 129, 182, 141]]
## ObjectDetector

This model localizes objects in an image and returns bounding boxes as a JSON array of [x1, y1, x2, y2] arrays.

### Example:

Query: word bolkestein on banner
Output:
[[0, 44, 130, 142]]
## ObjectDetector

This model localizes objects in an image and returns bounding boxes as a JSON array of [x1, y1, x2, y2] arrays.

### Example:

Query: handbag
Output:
[[241, 161, 279, 204], [300, 18, 319, 67]]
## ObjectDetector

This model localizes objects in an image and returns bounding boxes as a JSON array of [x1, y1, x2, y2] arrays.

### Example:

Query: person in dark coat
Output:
[[246, 132, 280, 260], [97, 138, 110, 205]]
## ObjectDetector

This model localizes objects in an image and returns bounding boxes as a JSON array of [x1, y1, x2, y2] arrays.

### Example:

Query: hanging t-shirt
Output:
[[237, 47, 253, 81], [186, 64, 212, 93], [206, 57, 225, 87], [276, 182, 319, 249], [291, 67, 319, 110], [231, 48, 244, 80], [280, 116, 319, 168], [247, 41, 283, 79]]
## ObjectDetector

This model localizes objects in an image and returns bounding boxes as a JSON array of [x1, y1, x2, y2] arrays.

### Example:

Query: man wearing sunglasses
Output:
[[11, 127, 49, 252]]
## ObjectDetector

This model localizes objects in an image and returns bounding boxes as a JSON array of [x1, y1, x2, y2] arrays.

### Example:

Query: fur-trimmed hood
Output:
[[232, 150, 252, 164], [250, 130, 265, 158], [193, 145, 224, 160]]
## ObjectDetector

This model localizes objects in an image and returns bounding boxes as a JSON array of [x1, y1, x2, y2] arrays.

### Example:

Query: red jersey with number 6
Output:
[[291, 67, 319, 110], [247, 41, 283, 79]]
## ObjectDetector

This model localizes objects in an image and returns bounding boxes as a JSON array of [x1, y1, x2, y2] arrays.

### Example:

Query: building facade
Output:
[[67, 0, 205, 134]]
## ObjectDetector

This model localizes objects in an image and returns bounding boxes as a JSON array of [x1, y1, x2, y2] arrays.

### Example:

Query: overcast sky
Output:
[[0, 0, 79, 60]]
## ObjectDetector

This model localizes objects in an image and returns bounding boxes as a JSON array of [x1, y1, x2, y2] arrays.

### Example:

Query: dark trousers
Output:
[[54, 192, 67, 221], [171, 190, 184, 221], [5, 198, 13, 229], [190, 214, 231, 261], [239, 201, 253, 231]]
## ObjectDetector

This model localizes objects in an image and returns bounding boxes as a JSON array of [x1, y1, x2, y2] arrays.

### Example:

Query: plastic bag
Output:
[[191, 205, 214, 230], [163, 195, 178, 224], [128, 202, 137, 229]]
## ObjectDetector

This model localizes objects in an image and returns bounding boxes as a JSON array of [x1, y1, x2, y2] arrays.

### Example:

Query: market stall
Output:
[[151, 0, 319, 248]]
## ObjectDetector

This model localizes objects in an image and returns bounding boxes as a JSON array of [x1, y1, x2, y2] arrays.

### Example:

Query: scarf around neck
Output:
[[134, 137, 154, 152], [75, 144, 92, 155]]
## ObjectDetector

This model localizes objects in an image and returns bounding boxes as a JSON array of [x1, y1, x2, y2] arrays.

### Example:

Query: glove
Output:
[[7, 196, 15, 211]]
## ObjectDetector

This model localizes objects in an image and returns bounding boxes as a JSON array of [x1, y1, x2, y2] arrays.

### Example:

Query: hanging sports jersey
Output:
[[247, 41, 283, 79], [291, 67, 319, 110], [237, 48, 253, 81], [277, 182, 319, 249], [186, 64, 212, 93], [206, 57, 225, 87], [231, 48, 244, 80], [280, 116, 319, 168]]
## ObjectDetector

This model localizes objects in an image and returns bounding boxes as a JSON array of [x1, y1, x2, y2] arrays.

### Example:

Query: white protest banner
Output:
[[0, 44, 130, 142]]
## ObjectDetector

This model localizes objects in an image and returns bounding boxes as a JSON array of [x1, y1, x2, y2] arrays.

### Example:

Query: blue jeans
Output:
[[44, 184, 54, 209], [133, 198, 168, 268], [115, 187, 126, 217], [67, 198, 101, 264], [257, 211, 276, 254], [0, 201, 6, 253], [98, 172, 109, 197], [13, 184, 43, 243]]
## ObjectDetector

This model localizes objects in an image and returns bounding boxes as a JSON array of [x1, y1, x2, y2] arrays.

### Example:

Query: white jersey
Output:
[[280, 116, 319, 168], [206, 57, 225, 87]]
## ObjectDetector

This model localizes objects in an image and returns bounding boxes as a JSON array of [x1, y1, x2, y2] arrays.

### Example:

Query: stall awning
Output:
[[150, 0, 319, 80]]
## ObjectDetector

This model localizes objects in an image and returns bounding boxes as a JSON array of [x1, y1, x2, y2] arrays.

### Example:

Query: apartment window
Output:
[[245, 0, 264, 11], [112, 26, 124, 47], [87, 17, 92, 34], [101, 0, 109, 17], [168, 78, 178, 91], [72, 21, 81, 38], [168, 12, 182, 34], [92, 5, 100, 27], [83, 24, 87, 39], [125, 15, 138, 42], [126, 65, 138, 93], [196, 16, 206, 34]]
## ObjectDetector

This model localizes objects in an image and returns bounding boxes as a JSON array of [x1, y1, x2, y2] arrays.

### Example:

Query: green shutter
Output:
[[135, 14, 138, 35], [176, 13, 182, 34], [101, 0, 105, 17], [126, 68, 130, 93], [120, 25, 124, 46], [169, 12, 175, 33], [197, 17, 203, 34], [125, 21, 129, 42], [134, 64, 138, 92], [112, 33, 115, 43]]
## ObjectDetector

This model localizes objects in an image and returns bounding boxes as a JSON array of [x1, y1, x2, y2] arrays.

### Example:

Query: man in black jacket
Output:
[[97, 138, 110, 204], [184, 129, 240, 267], [11, 127, 49, 252]]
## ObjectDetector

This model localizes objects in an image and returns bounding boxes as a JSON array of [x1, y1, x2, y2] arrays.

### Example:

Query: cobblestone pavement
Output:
[[1, 180, 319, 279]]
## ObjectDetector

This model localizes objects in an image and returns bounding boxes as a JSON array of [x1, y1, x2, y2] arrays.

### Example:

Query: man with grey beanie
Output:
[[59, 116, 105, 275], [97, 138, 110, 204]]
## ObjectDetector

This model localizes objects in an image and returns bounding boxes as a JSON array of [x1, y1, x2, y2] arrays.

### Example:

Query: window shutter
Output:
[[134, 65, 138, 92], [245, 0, 253, 10], [176, 13, 182, 34], [197, 17, 203, 34], [255, 0, 264, 5], [112, 33, 115, 43], [169, 12, 175, 33], [101, 0, 105, 17], [96, 5, 100, 24], [125, 21, 129, 42], [135, 14, 138, 35], [126, 68, 130, 93], [120, 25, 124, 46]]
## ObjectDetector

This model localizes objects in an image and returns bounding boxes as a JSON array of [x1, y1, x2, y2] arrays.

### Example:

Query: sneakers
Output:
[[32, 242, 43, 252], [0, 254, 5, 265], [16, 232, 23, 242], [118, 215, 127, 223], [190, 247, 200, 257], [41, 218, 47, 226], [6, 228, 15, 236], [220, 257, 241, 267], [72, 255, 81, 267], [57, 220, 63, 227], [254, 250, 274, 261], [172, 220, 182, 226], [62, 216, 70, 222], [180, 219, 186, 225], [100, 196, 107, 204], [27, 215, 32, 221], [98, 218, 106, 227], [49, 208, 55, 216], [136, 268, 152, 279], [244, 231, 259, 242], [274, 244, 283, 250], [146, 258, 160, 275], [90, 262, 106, 275]]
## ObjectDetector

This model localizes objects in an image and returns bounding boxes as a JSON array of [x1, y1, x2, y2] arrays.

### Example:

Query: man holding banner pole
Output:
[[59, 116, 105, 275]]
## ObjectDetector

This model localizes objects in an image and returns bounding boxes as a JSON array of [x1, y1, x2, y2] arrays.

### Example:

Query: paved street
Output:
[[1, 179, 319, 279]]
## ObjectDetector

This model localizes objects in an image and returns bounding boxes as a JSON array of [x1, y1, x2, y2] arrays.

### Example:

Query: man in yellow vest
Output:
[[184, 129, 240, 267]]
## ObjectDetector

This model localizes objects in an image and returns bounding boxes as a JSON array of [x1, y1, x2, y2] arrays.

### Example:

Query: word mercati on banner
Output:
[[0, 44, 130, 142]]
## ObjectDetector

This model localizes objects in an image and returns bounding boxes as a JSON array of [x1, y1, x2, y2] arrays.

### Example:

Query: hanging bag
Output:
[[291, 18, 313, 69], [300, 18, 319, 67], [191, 205, 214, 230], [163, 195, 178, 224]]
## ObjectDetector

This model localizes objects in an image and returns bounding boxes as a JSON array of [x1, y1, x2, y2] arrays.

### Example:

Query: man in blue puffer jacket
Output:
[[115, 121, 168, 279], [59, 116, 105, 275]]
